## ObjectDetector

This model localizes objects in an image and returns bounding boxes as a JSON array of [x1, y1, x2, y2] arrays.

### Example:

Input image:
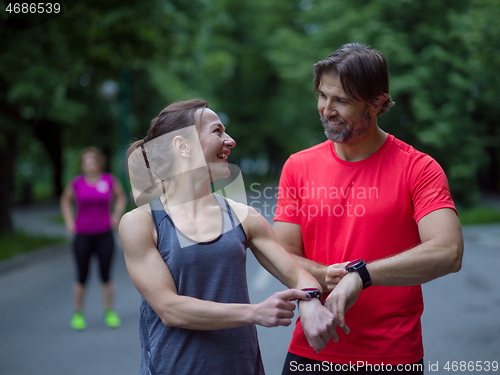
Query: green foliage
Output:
[[251, 0, 499, 205], [0, 230, 66, 261], [1, 0, 499, 216], [458, 205, 500, 226]]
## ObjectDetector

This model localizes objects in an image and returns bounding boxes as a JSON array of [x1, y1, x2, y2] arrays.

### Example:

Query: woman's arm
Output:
[[60, 183, 75, 235], [232, 203, 337, 350], [118, 208, 309, 331], [236, 204, 321, 291], [274, 221, 348, 292], [111, 175, 127, 229]]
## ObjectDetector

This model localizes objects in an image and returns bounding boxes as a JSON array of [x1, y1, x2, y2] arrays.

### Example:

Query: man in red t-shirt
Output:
[[274, 43, 464, 374]]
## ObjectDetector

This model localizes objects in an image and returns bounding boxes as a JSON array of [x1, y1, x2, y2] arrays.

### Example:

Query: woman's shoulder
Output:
[[120, 205, 153, 230], [101, 172, 116, 183], [71, 175, 84, 184], [119, 205, 159, 255], [221, 196, 263, 232]]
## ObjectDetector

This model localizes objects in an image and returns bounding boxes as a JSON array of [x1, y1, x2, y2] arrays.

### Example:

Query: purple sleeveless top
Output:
[[72, 173, 114, 234]]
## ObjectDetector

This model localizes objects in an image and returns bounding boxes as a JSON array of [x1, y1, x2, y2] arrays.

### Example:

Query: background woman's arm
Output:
[[60, 183, 75, 235]]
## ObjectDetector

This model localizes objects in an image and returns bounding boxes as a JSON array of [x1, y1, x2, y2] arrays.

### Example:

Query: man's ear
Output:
[[172, 136, 190, 158], [371, 94, 388, 115]]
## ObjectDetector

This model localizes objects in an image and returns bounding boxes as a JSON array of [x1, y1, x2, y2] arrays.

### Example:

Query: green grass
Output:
[[0, 230, 67, 262], [458, 205, 500, 225]]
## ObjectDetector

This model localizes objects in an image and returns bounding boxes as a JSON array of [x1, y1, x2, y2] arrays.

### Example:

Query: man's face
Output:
[[317, 74, 372, 144]]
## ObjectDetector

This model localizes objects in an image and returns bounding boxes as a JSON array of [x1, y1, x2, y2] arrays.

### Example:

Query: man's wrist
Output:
[[345, 259, 372, 290], [345, 271, 364, 292]]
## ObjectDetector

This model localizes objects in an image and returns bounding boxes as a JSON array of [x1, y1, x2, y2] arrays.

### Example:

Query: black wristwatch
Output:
[[301, 288, 322, 299], [345, 259, 372, 290]]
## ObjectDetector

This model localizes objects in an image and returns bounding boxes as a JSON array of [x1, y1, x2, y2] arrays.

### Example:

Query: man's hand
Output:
[[324, 272, 363, 340], [325, 262, 349, 292], [298, 298, 336, 352]]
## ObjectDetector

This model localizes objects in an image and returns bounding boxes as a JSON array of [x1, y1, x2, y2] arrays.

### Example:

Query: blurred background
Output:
[[1, 0, 500, 239], [1, 2, 500, 374]]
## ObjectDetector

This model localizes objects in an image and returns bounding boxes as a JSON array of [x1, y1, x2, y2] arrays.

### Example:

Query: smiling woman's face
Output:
[[196, 108, 236, 180]]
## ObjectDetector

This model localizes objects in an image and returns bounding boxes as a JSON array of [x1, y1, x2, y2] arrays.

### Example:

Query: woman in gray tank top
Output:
[[120, 99, 336, 374]]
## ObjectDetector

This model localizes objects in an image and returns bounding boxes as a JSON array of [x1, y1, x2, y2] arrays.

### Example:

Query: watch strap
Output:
[[357, 264, 372, 290], [345, 259, 372, 290], [297, 288, 322, 305]]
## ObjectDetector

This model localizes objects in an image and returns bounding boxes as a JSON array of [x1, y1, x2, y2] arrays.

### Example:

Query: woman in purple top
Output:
[[61, 147, 127, 330]]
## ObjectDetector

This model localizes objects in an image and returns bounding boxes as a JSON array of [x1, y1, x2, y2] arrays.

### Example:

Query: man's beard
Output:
[[321, 106, 372, 144]]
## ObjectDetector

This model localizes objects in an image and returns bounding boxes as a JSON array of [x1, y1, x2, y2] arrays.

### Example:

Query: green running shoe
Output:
[[105, 310, 121, 328], [70, 312, 86, 330]]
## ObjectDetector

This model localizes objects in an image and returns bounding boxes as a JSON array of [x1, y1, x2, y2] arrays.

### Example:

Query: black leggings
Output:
[[73, 231, 115, 285], [282, 352, 424, 375]]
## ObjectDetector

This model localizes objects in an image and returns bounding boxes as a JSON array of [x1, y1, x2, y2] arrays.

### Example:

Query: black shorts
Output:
[[73, 230, 115, 284]]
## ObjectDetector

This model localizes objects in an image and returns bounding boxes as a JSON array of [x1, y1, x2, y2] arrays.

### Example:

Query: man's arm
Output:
[[325, 207, 464, 330], [368, 207, 463, 285]]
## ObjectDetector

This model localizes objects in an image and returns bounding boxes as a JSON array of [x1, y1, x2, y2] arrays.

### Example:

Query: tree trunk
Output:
[[33, 120, 64, 198], [0, 130, 17, 234]]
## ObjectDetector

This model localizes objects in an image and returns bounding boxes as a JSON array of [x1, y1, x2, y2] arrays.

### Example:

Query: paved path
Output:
[[1, 201, 499, 374]]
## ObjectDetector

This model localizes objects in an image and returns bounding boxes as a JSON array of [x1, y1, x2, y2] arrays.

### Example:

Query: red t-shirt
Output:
[[274, 134, 457, 365]]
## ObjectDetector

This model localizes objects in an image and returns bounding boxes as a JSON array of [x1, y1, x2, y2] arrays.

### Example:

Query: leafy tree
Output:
[[0, 0, 241, 233], [1, 0, 499, 236], [0, 0, 176, 233], [261, 0, 497, 205], [451, 0, 500, 193]]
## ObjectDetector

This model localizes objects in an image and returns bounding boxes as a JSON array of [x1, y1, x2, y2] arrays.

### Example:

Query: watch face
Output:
[[345, 259, 365, 272]]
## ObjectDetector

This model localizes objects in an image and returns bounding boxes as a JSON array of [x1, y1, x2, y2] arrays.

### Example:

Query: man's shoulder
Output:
[[387, 134, 432, 161], [386, 135, 446, 180], [288, 140, 331, 162]]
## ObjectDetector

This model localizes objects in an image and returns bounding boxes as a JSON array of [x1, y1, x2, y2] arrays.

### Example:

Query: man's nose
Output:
[[322, 101, 338, 118]]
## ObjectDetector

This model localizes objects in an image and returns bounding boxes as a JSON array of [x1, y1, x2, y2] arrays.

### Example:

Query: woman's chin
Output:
[[208, 164, 230, 181]]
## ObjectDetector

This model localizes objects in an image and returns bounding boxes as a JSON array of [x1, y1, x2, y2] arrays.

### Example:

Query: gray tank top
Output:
[[140, 194, 265, 375]]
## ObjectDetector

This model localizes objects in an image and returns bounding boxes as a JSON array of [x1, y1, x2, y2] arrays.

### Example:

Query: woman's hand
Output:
[[65, 220, 75, 236], [252, 289, 310, 328]]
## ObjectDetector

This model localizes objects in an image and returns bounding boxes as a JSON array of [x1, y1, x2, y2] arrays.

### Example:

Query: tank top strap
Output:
[[149, 198, 167, 230], [213, 193, 241, 230]]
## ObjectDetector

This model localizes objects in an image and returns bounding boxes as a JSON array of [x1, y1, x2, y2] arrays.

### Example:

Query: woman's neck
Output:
[[84, 172, 102, 182], [162, 169, 214, 215]]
